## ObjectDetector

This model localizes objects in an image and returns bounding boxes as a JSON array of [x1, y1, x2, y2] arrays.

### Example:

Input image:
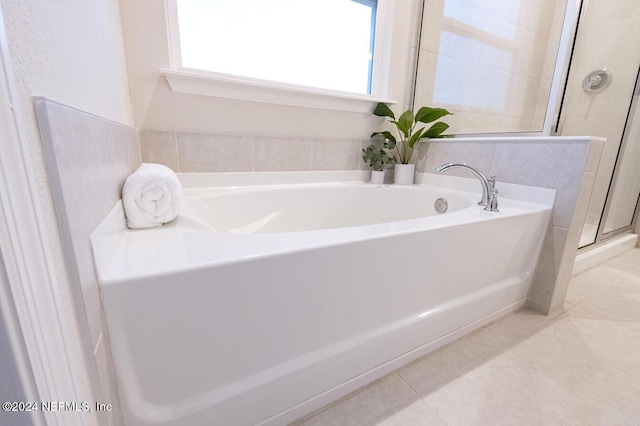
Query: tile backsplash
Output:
[[419, 137, 603, 314], [36, 98, 140, 426], [139, 129, 367, 172]]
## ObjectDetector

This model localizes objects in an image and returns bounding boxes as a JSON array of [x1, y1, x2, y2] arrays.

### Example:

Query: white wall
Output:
[[0, 0, 134, 422], [1, 0, 133, 126], [118, 0, 422, 138]]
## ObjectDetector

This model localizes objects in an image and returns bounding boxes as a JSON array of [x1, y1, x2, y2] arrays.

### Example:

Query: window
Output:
[[163, 0, 394, 111], [178, 0, 376, 94]]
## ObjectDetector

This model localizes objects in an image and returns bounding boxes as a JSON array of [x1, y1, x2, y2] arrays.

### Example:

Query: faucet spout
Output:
[[435, 163, 492, 207]]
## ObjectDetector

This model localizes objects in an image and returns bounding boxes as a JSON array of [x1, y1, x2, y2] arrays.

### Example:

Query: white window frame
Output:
[[161, 0, 396, 112]]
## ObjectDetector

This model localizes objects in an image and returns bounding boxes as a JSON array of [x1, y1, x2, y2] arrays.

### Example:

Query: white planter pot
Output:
[[370, 170, 385, 184], [394, 164, 415, 185]]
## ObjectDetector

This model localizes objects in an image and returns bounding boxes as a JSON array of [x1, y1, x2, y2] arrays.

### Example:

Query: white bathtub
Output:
[[91, 171, 555, 426]]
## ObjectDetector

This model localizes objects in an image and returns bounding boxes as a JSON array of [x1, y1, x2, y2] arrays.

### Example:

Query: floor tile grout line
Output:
[[400, 355, 489, 398], [419, 396, 451, 426], [395, 370, 419, 394], [361, 389, 436, 426]]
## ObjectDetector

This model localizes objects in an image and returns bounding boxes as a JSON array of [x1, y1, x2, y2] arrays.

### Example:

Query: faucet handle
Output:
[[488, 175, 497, 188], [484, 186, 499, 212]]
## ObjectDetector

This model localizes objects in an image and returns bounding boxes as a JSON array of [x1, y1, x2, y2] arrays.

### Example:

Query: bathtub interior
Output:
[[186, 184, 471, 234], [91, 171, 556, 426], [183, 183, 473, 234]]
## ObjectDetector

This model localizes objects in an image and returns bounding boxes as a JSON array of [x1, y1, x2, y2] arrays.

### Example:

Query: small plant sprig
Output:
[[371, 102, 452, 164], [362, 138, 395, 171]]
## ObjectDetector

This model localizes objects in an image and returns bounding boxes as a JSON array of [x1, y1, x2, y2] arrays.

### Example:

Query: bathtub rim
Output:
[[176, 170, 556, 205], [91, 172, 556, 286]]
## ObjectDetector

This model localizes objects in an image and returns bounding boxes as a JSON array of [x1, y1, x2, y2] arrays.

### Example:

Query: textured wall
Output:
[[1, 0, 133, 125], [118, 0, 421, 138]]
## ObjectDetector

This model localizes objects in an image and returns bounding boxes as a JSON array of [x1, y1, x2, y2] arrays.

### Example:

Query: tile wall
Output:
[[417, 137, 603, 313], [139, 130, 367, 173], [36, 98, 140, 426]]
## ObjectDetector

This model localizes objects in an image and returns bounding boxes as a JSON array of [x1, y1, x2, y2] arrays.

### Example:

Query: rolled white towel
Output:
[[122, 163, 182, 229]]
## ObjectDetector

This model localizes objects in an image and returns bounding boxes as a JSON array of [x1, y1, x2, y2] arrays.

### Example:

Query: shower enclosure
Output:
[[557, 0, 640, 248]]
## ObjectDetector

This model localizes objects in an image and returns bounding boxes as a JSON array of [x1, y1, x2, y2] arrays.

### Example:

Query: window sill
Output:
[[161, 68, 396, 113]]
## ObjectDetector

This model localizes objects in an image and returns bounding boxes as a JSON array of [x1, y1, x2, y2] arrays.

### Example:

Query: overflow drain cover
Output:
[[434, 198, 448, 213]]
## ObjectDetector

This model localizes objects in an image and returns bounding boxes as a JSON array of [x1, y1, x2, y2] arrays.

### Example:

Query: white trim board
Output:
[[0, 7, 96, 426]]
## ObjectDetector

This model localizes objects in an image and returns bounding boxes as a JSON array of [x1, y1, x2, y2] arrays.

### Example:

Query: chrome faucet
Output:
[[435, 163, 499, 212]]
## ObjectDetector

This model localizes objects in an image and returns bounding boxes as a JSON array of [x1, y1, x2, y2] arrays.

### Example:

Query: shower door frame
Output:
[[594, 66, 640, 244], [554, 0, 640, 249]]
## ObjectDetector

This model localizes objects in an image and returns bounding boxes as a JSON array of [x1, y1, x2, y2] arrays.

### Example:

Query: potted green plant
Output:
[[362, 138, 395, 184], [371, 102, 452, 184]]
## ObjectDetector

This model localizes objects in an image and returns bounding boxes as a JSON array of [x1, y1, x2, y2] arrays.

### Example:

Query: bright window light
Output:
[[176, 0, 377, 94]]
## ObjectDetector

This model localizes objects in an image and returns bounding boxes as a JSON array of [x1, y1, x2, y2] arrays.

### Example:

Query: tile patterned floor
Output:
[[294, 248, 640, 426]]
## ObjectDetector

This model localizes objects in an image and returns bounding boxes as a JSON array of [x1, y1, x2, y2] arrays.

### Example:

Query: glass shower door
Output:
[[556, 0, 640, 248], [600, 70, 640, 238]]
